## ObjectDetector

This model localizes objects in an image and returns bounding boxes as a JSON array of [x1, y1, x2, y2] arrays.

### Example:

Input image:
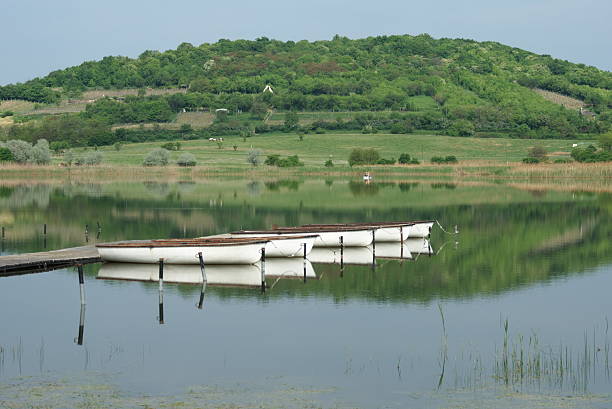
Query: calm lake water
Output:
[[0, 178, 611, 408]]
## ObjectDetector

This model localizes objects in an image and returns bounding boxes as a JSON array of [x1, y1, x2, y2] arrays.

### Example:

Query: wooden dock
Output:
[[0, 246, 101, 276]]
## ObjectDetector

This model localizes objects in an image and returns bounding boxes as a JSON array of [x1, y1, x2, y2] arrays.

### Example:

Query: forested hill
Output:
[[1, 34, 611, 139]]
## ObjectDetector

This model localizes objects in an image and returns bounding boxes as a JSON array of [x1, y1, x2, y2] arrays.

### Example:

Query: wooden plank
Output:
[[0, 246, 101, 276]]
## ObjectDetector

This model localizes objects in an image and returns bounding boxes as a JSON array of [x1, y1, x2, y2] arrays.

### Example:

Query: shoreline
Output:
[[0, 161, 610, 178]]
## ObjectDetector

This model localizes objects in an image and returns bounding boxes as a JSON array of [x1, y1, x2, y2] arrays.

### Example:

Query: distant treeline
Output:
[[2, 110, 603, 152], [0, 34, 610, 136]]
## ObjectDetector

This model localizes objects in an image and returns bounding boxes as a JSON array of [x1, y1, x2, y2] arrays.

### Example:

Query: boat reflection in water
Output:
[[308, 239, 434, 266], [308, 246, 374, 265], [372, 242, 413, 260], [264, 258, 316, 279], [98, 263, 262, 287], [403, 238, 434, 256]]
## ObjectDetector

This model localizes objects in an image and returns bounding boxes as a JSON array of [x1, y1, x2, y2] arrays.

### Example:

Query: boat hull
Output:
[[373, 225, 414, 242], [200, 234, 317, 257], [408, 222, 434, 238], [97, 242, 265, 265], [235, 230, 373, 247]]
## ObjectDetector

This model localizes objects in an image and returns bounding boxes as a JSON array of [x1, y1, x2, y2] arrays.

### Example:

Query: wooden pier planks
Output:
[[0, 246, 101, 276]]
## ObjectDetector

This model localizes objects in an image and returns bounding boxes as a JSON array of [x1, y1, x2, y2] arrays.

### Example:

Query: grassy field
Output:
[[86, 132, 587, 167]]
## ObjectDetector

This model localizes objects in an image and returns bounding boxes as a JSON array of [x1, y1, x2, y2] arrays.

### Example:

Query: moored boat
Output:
[[303, 220, 434, 239], [199, 234, 318, 258], [303, 222, 414, 242], [232, 226, 374, 247], [96, 238, 268, 265]]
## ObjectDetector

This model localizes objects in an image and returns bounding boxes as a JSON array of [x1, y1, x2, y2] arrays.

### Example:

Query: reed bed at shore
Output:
[[509, 163, 612, 179], [2, 161, 609, 177]]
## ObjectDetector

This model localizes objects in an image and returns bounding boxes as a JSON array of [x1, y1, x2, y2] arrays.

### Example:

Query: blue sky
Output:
[[2, 0, 610, 85]]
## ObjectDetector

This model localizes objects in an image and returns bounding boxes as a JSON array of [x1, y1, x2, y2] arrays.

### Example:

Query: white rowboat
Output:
[[96, 238, 268, 265], [199, 234, 318, 258], [232, 227, 374, 248], [303, 220, 435, 239]]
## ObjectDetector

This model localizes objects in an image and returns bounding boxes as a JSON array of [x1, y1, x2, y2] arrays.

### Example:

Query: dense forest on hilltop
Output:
[[1, 35, 612, 147]]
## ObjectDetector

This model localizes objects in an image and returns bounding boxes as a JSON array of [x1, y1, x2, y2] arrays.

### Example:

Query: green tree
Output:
[[143, 148, 170, 166], [0, 147, 14, 161], [250, 101, 268, 120], [176, 152, 197, 166], [599, 132, 612, 151], [284, 111, 299, 129]]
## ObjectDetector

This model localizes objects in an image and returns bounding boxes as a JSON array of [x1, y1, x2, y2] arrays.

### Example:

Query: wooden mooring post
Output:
[[77, 264, 85, 305], [339, 236, 344, 277], [260, 248, 266, 293], [158, 258, 164, 324], [400, 226, 404, 259], [303, 242, 307, 283], [197, 252, 207, 309], [76, 304, 85, 346], [371, 230, 376, 271]]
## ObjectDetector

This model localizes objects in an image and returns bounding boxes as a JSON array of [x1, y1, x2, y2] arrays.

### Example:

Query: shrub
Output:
[[179, 124, 193, 133], [554, 158, 573, 163], [398, 153, 411, 164], [348, 148, 380, 166], [315, 128, 325, 134], [28, 139, 52, 165], [444, 155, 458, 163], [246, 149, 261, 166], [63, 150, 75, 165], [114, 142, 123, 151], [264, 154, 280, 166], [4, 140, 32, 163], [522, 157, 540, 164], [75, 151, 103, 165], [277, 155, 304, 167], [143, 148, 170, 166], [284, 111, 299, 130], [528, 146, 547, 160], [448, 119, 475, 137], [0, 111, 14, 118], [431, 155, 458, 164], [0, 147, 14, 161], [50, 141, 70, 153], [571, 145, 612, 162], [390, 121, 414, 134], [161, 141, 181, 151], [376, 158, 396, 165], [599, 132, 612, 152], [176, 152, 197, 167], [324, 159, 334, 167], [409, 159, 420, 165]]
